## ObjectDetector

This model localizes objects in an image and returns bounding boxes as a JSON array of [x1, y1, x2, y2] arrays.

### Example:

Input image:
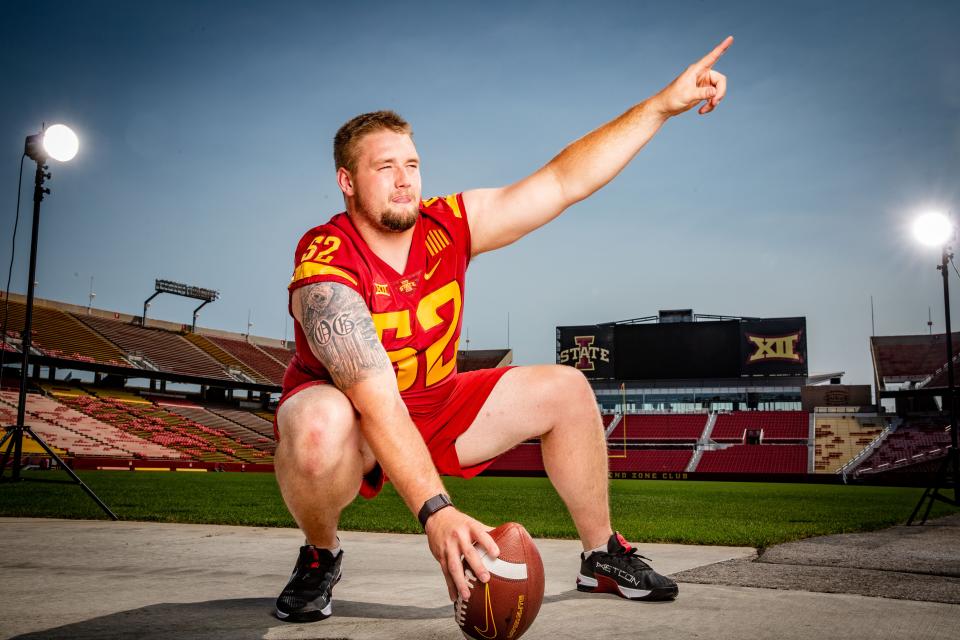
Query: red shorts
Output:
[[273, 366, 514, 498]]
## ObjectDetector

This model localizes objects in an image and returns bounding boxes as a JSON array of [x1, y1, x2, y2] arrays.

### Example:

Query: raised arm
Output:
[[292, 282, 498, 601], [464, 36, 733, 256]]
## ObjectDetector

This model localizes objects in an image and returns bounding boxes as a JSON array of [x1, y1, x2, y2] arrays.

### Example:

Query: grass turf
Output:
[[0, 470, 956, 548]]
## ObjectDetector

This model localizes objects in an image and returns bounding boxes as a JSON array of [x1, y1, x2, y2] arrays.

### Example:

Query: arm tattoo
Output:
[[299, 283, 390, 389]]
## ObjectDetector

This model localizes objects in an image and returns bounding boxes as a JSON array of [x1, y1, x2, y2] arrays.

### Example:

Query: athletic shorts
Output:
[[273, 366, 514, 498]]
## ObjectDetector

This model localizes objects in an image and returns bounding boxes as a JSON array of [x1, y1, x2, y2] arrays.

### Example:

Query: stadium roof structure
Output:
[[870, 333, 960, 390], [605, 310, 760, 325]]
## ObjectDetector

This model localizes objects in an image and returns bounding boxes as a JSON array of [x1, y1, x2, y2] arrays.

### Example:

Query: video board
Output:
[[556, 317, 807, 380]]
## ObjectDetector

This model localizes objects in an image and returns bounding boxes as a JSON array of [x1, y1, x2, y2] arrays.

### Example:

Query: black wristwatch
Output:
[[418, 493, 453, 529]]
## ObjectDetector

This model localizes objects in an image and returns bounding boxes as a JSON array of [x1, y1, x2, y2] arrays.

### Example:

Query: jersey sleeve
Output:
[[420, 193, 472, 262], [288, 226, 364, 296]]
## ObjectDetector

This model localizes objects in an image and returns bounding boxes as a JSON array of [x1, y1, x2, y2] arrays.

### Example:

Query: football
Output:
[[454, 522, 545, 640]]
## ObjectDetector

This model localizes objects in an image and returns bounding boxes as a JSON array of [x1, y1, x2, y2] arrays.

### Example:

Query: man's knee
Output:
[[276, 388, 366, 477], [541, 364, 595, 405]]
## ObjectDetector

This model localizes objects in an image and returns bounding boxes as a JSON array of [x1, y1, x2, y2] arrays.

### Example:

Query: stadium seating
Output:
[[814, 415, 885, 473], [53, 387, 267, 463], [871, 334, 960, 385], [258, 344, 295, 369], [202, 335, 287, 384], [695, 444, 807, 473], [0, 391, 130, 457], [182, 333, 272, 384], [712, 411, 808, 442], [855, 421, 952, 475], [607, 449, 692, 473], [162, 403, 275, 456], [606, 413, 707, 442], [485, 442, 544, 472], [25, 388, 182, 459], [206, 407, 275, 441], [75, 314, 230, 379], [1, 299, 127, 366]]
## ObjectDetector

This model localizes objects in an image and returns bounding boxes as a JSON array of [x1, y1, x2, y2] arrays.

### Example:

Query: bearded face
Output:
[[357, 184, 419, 232], [344, 130, 422, 233]]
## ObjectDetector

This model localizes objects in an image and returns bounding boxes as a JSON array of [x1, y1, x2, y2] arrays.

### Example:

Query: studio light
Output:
[[24, 123, 79, 163], [1, 123, 115, 519], [43, 124, 79, 162], [913, 211, 954, 248], [908, 209, 960, 524]]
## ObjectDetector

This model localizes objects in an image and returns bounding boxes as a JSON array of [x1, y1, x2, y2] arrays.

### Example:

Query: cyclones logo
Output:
[[746, 331, 803, 363], [558, 335, 610, 371]]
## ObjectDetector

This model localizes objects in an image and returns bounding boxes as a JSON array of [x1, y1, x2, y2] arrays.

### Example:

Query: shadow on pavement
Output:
[[11, 590, 613, 639]]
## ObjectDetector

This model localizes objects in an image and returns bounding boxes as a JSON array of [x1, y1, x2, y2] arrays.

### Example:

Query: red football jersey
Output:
[[283, 194, 470, 411]]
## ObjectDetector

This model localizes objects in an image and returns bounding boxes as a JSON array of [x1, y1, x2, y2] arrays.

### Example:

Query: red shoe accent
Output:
[[614, 532, 633, 553], [595, 575, 622, 595]]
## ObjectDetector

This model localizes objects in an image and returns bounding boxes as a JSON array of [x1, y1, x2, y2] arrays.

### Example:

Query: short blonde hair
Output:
[[333, 110, 412, 174]]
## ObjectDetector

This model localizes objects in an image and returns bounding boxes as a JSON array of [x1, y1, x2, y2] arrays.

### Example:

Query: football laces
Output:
[[454, 568, 478, 626]]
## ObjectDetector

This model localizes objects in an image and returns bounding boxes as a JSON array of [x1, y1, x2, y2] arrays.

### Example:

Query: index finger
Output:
[[695, 35, 734, 70], [474, 526, 500, 559]]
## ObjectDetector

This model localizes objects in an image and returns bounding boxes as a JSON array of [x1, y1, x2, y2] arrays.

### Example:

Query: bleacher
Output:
[[696, 444, 807, 474], [1, 299, 127, 366], [712, 411, 808, 442], [607, 413, 707, 442], [51, 386, 268, 463], [206, 406, 276, 442], [75, 314, 230, 380], [814, 415, 885, 473], [259, 344, 295, 369], [158, 400, 275, 457], [870, 333, 960, 387], [182, 333, 272, 385], [25, 387, 181, 459], [608, 449, 692, 473], [854, 421, 952, 475], [484, 442, 544, 473], [0, 390, 131, 458], [202, 335, 287, 385]]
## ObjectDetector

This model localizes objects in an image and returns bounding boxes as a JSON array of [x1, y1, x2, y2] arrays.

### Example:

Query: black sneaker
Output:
[[576, 532, 678, 601], [275, 545, 343, 622]]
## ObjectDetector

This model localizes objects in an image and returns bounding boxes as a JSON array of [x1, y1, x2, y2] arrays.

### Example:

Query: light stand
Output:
[[908, 243, 960, 525], [0, 127, 117, 520]]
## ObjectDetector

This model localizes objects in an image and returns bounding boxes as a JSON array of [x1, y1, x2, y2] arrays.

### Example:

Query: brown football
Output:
[[454, 522, 545, 640]]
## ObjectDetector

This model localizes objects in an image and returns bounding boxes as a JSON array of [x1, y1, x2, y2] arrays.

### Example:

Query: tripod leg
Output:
[[907, 485, 931, 526], [26, 427, 119, 521], [0, 427, 17, 478], [923, 453, 949, 525], [907, 451, 952, 525]]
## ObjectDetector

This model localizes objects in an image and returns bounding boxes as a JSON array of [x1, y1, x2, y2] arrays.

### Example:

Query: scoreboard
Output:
[[557, 317, 807, 380]]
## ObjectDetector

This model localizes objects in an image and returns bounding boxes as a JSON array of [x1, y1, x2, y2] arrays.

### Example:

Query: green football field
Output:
[[0, 470, 955, 549]]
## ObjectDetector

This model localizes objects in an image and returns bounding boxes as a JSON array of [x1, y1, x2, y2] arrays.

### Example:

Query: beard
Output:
[[379, 204, 419, 231], [356, 188, 419, 232]]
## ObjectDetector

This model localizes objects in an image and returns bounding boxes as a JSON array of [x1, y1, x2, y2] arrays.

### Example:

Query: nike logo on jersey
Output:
[[424, 259, 442, 280]]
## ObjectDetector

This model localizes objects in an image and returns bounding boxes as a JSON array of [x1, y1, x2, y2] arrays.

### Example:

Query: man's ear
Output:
[[336, 167, 354, 197]]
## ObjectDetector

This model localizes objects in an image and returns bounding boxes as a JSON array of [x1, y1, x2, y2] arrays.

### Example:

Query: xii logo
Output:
[[746, 332, 803, 363]]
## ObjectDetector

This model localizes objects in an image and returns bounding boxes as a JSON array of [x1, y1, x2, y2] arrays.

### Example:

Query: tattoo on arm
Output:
[[298, 283, 390, 389]]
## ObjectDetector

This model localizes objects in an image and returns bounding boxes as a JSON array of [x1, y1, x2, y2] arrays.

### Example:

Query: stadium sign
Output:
[[740, 318, 807, 377], [557, 316, 808, 380], [745, 331, 804, 363], [556, 325, 616, 379]]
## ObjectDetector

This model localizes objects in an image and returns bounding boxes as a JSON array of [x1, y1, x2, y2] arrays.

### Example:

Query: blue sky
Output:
[[2, 0, 959, 385]]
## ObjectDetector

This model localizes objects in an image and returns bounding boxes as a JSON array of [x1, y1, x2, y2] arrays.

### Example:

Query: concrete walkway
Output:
[[0, 517, 957, 639]]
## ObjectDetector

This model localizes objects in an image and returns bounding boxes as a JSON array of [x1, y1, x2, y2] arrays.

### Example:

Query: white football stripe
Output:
[[479, 549, 528, 580]]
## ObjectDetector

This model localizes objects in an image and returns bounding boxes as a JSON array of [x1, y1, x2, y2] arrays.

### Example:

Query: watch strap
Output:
[[418, 493, 453, 529]]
